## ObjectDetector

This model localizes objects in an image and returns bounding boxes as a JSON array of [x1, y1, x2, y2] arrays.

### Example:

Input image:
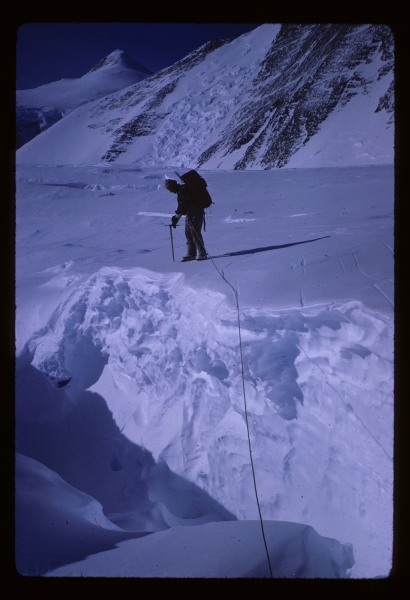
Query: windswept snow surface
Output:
[[15, 164, 393, 577]]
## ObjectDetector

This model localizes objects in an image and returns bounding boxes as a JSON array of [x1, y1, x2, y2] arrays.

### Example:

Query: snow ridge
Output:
[[21, 266, 393, 541], [16, 50, 153, 148], [86, 49, 153, 75]]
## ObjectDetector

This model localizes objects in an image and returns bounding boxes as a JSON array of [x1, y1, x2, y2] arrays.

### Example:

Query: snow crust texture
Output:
[[17, 24, 393, 169]]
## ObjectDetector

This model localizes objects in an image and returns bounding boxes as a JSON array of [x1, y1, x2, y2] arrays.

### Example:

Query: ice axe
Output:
[[168, 224, 175, 262]]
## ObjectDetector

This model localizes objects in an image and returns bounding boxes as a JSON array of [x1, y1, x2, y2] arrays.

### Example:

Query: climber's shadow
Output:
[[211, 236, 330, 259]]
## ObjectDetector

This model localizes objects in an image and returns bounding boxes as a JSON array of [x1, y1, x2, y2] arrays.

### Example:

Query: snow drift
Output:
[[45, 518, 355, 578]]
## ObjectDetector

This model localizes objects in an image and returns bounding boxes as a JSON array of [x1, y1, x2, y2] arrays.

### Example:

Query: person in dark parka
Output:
[[165, 178, 207, 261]]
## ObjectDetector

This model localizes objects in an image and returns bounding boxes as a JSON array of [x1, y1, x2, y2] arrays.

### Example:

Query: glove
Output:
[[171, 215, 179, 228], [165, 179, 179, 193]]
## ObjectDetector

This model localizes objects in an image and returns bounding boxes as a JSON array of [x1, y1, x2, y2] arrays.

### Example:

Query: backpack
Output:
[[175, 170, 213, 209]]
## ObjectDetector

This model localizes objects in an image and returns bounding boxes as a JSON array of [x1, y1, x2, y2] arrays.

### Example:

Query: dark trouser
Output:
[[185, 209, 206, 257]]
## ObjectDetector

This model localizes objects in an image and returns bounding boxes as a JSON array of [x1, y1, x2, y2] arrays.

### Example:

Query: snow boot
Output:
[[196, 254, 207, 261], [181, 255, 196, 262]]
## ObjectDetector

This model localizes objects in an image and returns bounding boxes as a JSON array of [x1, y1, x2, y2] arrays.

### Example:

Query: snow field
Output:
[[16, 164, 393, 577]]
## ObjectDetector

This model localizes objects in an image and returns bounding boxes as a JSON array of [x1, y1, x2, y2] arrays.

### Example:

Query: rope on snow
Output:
[[185, 216, 274, 578]]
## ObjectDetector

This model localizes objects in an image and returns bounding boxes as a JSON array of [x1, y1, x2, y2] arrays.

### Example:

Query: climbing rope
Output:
[[185, 216, 274, 578]]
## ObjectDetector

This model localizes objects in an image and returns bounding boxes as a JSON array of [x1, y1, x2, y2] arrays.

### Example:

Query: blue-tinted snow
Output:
[[15, 163, 393, 577]]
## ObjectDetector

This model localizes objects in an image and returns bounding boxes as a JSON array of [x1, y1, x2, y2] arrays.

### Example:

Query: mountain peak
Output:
[[87, 50, 152, 76], [17, 25, 394, 168]]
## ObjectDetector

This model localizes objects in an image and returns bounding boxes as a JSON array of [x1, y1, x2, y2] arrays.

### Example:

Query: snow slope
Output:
[[45, 519, 354, 578], [15, 163, 393, 577], [16, 50, 152, 148], [16, 24, 394, 169]]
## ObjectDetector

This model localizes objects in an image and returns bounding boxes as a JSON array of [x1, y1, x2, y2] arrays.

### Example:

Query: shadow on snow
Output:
[[15, 354, 236, 575], [211, 236, 330, 259]]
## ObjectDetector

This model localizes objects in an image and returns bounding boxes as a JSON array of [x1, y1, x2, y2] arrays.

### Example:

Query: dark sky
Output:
[[16, 23, 263, 90]]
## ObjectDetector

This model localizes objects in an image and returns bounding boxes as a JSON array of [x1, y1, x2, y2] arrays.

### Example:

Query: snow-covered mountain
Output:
[[16, 24, 394, 168], [15, 24, 394, 578], [16, 50, 153, 148]]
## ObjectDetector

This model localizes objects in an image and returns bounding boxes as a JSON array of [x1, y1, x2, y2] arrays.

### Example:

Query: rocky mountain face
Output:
[[16, 50, 153, 149], [199, 24, 394, 169], [17, 25, 394, 168], [97, 39, 231, 163]]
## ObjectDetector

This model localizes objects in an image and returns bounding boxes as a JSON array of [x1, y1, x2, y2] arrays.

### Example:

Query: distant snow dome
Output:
[[16, 48, 153, 148], [87, 49, 153, 75]]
